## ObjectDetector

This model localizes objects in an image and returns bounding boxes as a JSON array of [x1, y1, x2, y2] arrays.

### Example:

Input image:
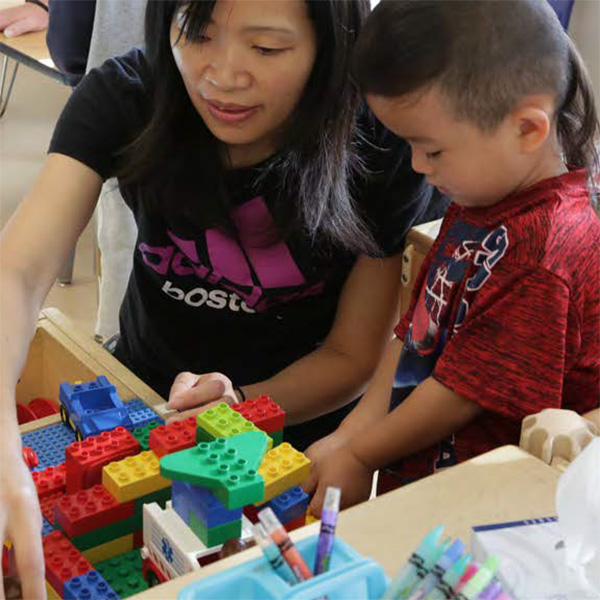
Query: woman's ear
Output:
[[510, 94, 554, 154]]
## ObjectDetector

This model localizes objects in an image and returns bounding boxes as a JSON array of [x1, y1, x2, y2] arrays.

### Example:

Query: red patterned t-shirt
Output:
[[389, 169, 600, 482]]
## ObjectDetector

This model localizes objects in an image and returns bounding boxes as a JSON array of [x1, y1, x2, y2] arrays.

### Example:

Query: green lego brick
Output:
[[95, 549, 148, 598], [160, 432, 268, 509], [189, 511, 242, 547], [133, 486, 171, 516], [131, 421, 161, 451], [270, 429, 283, 447], [196, 403, 273, 450], [61, 513, 141, 551]]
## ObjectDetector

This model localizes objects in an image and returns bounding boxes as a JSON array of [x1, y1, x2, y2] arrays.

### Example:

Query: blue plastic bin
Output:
[[178, 534, 389, 599]]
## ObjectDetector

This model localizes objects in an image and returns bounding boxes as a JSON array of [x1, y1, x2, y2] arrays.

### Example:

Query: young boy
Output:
[[304, 0, 600, 513]]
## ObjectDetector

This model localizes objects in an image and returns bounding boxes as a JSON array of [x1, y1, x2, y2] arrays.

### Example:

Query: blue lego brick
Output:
[[125, 399, 163, 429], [259, 486, 309, 525], [41, 516, 55, 536], [63, 570, 119, 600], [60, 376, 133, 439], [21, 422, 75, 471], [172, 480, 242, 528]]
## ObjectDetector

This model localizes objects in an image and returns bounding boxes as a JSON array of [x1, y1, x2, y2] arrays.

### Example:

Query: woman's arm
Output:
[[1, 153, 102, 599]]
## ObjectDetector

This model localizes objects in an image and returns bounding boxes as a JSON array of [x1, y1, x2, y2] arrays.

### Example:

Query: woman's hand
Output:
[[303, 443, 374, 518], [166, 371, 239, 423], [0, 429, 46, 600]]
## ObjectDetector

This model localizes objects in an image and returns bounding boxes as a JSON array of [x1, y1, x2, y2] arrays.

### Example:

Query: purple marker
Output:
[[314, 487, 341, 575], [476, 580, 503, 600]]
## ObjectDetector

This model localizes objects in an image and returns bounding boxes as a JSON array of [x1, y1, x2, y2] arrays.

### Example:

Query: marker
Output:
[[314, 487, 341, 575], [493, 592, 513, 600], [258, 507, 313, 582], [454, 563, 479, 594], [251, 523, 298, 585], [408, 539, 466, 600], [476, 580, 503, 600], [382, 525, 445, 599], [425, 552, 472, 600], [456, 557, 499, 600]]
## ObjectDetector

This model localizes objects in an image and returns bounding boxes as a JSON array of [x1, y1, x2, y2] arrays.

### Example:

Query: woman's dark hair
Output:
[[119, 0, 378, 255], [352, 0, 600, 181]]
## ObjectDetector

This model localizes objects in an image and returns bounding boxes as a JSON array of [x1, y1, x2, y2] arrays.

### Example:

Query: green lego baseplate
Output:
[[94, 549, 149, 598], [160, 432, 269, 509], [196, 403, 273, 450]]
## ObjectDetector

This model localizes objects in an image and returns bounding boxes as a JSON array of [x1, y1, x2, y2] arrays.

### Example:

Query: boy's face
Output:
[[367, 87, 525, 207]]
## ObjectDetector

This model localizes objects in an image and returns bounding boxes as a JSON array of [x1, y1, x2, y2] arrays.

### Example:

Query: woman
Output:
[[0, 1, 444, 595]]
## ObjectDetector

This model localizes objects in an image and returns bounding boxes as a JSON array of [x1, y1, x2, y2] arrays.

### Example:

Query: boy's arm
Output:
[[350, 376, 481, 469]]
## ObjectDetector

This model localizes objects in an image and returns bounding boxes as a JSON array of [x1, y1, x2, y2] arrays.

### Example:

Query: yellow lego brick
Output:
[[305, 509, 319, 525], [46, 581, 61, 600], [102, 450, 170, 502], [82, 533, 134, 564], [257, 442, 311, 503]]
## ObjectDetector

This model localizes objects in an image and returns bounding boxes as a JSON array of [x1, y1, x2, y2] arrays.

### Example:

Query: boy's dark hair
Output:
[[352, 0, 600, 179], [118, 0, 379, 255]]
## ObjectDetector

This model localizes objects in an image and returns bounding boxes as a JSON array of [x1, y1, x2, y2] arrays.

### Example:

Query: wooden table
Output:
[[131, 445, 559, 599]]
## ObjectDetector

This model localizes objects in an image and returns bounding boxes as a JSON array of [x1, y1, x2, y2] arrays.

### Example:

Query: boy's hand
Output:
[[304, 445, 374, 517], [0, 3, 48, 38], [303, 429, 351, 473]]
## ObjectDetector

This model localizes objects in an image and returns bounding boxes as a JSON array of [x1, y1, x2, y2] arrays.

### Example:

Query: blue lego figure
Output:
[[59, 376, 133, 441]]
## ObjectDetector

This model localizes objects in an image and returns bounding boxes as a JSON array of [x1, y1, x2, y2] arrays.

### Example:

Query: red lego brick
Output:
[[42, 530, 93, 596], [65, 427, 140, 493], [133, 529, 144, 549], [41, 491, 65, 525], [22, 446, 39, 470], [33, 463, 66, 499], [284, 513, 306, 532], [242, 503, 260, 524], [53, 484, 135, 538], [232, 396, 285, 434], [148, 417, 197, 458]]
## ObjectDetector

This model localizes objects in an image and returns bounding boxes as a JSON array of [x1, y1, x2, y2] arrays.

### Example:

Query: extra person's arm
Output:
[[0, 0, 48, 38], [0, 153, 102, 600], [241, 254, 404, 425]]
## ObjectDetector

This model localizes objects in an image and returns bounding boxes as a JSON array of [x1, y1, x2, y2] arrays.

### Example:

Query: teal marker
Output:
[[382, 525, 445, 600], [425, 552, 472, 600], [456, 557, 499, 600]]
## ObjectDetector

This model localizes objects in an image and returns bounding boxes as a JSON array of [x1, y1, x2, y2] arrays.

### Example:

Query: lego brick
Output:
[[305, 509, 319, 525], [149, 417, 197, 458], [61, 514, 141, 551], [242, 503, 260, 524], [42, 516, 55, 536], [63, 570, 119, 600], [172, 480, 242, 528], [231, 396, 285, 434], [21, 422, 75, 471], [131, 421, 161, 451], [22, 446, 39, 469], [40, 491, 64, 525], [95, 549, 148, 598], [196, 403, 273, 449], [42, 530, 94, 596], [271, 429, 283, 447], [125, 398, 164, 429], [33, 463, 66, 499], [66, 428, 140, 493], [284, 513, 306, 532], [257, 442, 311, 503], [133, 486, 172, 517], [188, 511, 242, 547], [263, 486, 309, 524], [133, 529, 143, 549], [160, 432, 269, 509], [60, 376, 133, 440], [54, 484, 135, 537], [102, 450, 170, 503], [46, 581, 61, 600], [83, 534, 134, 564]]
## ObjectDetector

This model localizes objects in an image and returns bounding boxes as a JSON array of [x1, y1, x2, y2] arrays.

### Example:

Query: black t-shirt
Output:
[[49, 48, 446, 402]]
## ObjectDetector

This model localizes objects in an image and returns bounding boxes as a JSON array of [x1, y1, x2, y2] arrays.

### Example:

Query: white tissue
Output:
[[555, 437, 600, 596]]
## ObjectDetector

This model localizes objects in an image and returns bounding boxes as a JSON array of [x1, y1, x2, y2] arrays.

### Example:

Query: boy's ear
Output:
[[510, 95, 554, 154]]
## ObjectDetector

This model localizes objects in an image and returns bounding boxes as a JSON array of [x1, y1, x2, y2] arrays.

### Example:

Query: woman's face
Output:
[[171, 0, 317, 167]]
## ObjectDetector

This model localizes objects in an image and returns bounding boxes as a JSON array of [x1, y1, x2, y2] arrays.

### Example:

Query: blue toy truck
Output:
[[59, 375, 133, 440]]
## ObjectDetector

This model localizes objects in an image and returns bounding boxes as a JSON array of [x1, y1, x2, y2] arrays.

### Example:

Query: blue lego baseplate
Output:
[[124, 398, 164, 429], [21, 422, 75, 471]]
